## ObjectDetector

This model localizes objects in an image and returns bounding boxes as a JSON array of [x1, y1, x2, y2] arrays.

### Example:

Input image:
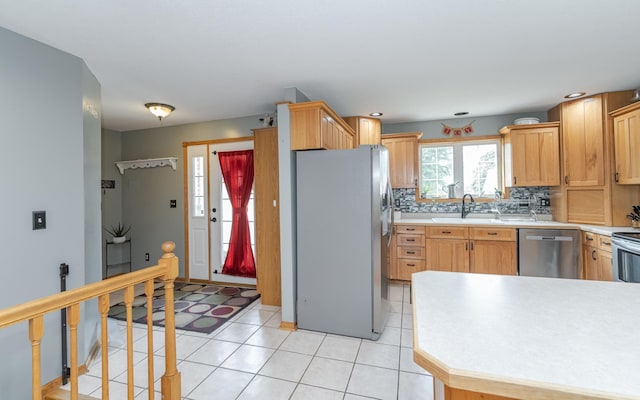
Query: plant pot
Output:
[[113, 236, 126, 243]]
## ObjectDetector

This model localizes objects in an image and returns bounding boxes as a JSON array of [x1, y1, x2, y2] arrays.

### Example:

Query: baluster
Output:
[[159, 242, 181, 399], [124, 285, 135, 400], [29, 315, 44, 400], [98, 294, 110, 400], [145, 279, 155, 400], [68, 303, 80, 400]]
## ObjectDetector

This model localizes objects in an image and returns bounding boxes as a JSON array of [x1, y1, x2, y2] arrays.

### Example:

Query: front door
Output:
[[186, 140, 256, 285]]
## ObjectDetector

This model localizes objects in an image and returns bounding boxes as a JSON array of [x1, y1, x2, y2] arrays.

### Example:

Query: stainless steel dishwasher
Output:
[[518, 229, 580, 278]]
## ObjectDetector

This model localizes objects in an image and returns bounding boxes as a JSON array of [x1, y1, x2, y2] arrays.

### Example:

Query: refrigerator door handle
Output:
[[387, 181, 395, 247]]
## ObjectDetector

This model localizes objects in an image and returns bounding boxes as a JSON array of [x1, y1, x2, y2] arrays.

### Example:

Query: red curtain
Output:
[[218, 150, 256, 277]]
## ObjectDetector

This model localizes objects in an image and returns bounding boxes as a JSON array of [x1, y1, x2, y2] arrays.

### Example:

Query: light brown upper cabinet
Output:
[[548, 90, 640, 226], [343, 116, 381, 145], [610, 101, 640, 184], [289, 101, 355, 150], [381, 132, 423, 189], [561, 96, 605, 187], [501, 122, 560, 187]]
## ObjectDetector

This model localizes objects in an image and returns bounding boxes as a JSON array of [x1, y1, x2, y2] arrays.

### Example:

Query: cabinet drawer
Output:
[[397, 259, 426, 281], [597, 234, 612, 252], [582, 231, 597, 245], [397, 234, 425, 246], [396, 225, 426, 234], [398, 246, 425, 259], [469, 227, 516, 241], [426, 226, 468, 239]]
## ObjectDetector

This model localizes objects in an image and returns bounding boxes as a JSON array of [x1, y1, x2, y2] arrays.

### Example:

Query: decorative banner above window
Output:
[[441, 120, 476, 136], [115, 157, 178, 174]]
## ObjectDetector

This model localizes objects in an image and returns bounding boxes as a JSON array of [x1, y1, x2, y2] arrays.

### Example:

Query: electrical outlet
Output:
[[145, 253, 150, 261], [32, 210, 46, 230], [540, 198, 551, 207]]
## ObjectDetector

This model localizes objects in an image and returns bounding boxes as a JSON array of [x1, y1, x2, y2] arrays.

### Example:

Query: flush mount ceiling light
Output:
[[564, 92, 586, 99], [144, 102, 175, 121], [454, 111, 469, 116], [369, 112, 383, 117]]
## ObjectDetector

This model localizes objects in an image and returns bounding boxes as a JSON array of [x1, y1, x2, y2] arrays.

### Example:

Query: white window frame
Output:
[[418, 138, 502, 200]]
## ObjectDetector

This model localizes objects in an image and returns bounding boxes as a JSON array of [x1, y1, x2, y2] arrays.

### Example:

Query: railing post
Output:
[[29, 315, 44, 400], [159, 241, 181, 400]]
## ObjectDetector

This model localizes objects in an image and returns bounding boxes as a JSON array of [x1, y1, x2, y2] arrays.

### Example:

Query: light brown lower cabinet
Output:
[[390, 225, 426, 280], [581, 231, 613, 281], [391, 224, 518, 280]]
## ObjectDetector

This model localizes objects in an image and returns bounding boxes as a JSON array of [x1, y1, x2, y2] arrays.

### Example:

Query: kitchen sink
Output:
[[430, 217, 504, 224]]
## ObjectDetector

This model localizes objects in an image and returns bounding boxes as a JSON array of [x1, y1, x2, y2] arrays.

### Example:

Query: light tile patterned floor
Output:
[[72, 283, 434, 400]]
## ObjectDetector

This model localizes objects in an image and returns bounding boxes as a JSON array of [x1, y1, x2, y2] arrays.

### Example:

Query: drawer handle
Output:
[[487, 232, 498, 236], [406, 228, 415, 231], [591, 250, 597, 261], [407, 263, 416, 267], [441, 231, 451, 234], [601, 241, 611, 246], [407, 239, 415, 242], [407, 251, 416, 255], [586, 236, 594, 241]]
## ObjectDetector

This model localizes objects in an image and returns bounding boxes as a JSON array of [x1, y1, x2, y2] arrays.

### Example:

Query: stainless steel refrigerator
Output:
[[296, 145, 393, 340]]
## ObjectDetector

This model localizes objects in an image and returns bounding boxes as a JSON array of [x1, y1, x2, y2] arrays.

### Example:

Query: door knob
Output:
[[212, 208, 217, 213], [210, 217, 217, 222]]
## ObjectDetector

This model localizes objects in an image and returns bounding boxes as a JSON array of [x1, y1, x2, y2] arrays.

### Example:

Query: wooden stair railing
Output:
[[0, 241, 182, 400]]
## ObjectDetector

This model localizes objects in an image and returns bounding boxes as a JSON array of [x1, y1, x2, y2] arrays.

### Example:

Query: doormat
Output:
[[108, 282, 260, 335]]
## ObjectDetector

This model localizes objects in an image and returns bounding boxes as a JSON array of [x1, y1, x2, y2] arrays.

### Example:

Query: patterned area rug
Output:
[[108, 282, 260, 334]]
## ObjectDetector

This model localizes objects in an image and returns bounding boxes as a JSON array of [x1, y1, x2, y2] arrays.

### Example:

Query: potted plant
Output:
[[105, 222, 131, 243]]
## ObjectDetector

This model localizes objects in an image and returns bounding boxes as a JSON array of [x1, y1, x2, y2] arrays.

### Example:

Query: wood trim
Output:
[[182, 145, 190, 280], [498, 122, 560, 135], [41, 364, 89, 398], [609, 99, 640, 117], [279, 321, 297, 331], [382, 131, 423, 140], [275, 100, 292, 105], [419, 134, 501, 144], [182, 137, 254, 147]]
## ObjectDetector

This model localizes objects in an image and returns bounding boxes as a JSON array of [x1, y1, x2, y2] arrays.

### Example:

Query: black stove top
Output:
[[612, 231, 640, 242]]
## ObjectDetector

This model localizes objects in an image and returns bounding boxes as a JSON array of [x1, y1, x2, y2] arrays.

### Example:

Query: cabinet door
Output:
[[469, 241, 517, 275], [597, 251, 613, 281], [359, 118, 381, 145], [383, 137, 418, 188], [582, 244, 599, 280], [510, 127, 560, 186], [613, 108, 640, 184], [254, 128, 282, 306], [426, 239, 469, 272], [562, 96, 604, 186]]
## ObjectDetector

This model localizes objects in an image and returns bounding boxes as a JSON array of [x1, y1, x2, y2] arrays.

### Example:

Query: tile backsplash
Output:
[[393, 186, 551, 215]]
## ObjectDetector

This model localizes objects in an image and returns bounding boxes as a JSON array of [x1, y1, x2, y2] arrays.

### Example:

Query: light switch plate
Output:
[[33, 210, 46, 230]]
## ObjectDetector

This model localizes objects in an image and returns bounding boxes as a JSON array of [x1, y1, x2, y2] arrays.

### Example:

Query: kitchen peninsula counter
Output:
[[412, 271, 640, 400]]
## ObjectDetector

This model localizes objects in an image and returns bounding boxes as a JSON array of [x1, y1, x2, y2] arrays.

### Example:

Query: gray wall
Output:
[[382, 111, 548, 138], [120, 116, 264, 276], [101, 129, 124, 275], [0, 27, 101, 398]]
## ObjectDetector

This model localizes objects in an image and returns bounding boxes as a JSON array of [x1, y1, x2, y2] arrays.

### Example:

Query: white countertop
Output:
[[412, 271, 640, 400], [395, 214, 638, 236]]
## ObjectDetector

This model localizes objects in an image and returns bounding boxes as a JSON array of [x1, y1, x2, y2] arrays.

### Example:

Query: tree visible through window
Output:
[[419, 139, 501, 199]]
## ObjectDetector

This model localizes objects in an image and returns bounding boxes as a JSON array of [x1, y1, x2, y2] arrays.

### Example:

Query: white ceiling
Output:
[[2, 0, 640, 132]]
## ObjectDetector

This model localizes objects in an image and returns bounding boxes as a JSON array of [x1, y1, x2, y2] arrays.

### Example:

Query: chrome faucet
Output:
[[461, 193, 475, 218]]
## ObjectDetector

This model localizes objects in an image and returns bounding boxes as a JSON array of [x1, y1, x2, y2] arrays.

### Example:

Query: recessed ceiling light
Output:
[[454, 112, 469, 116], [369, 112, 383, 117], [564, 92, 586, 99]]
